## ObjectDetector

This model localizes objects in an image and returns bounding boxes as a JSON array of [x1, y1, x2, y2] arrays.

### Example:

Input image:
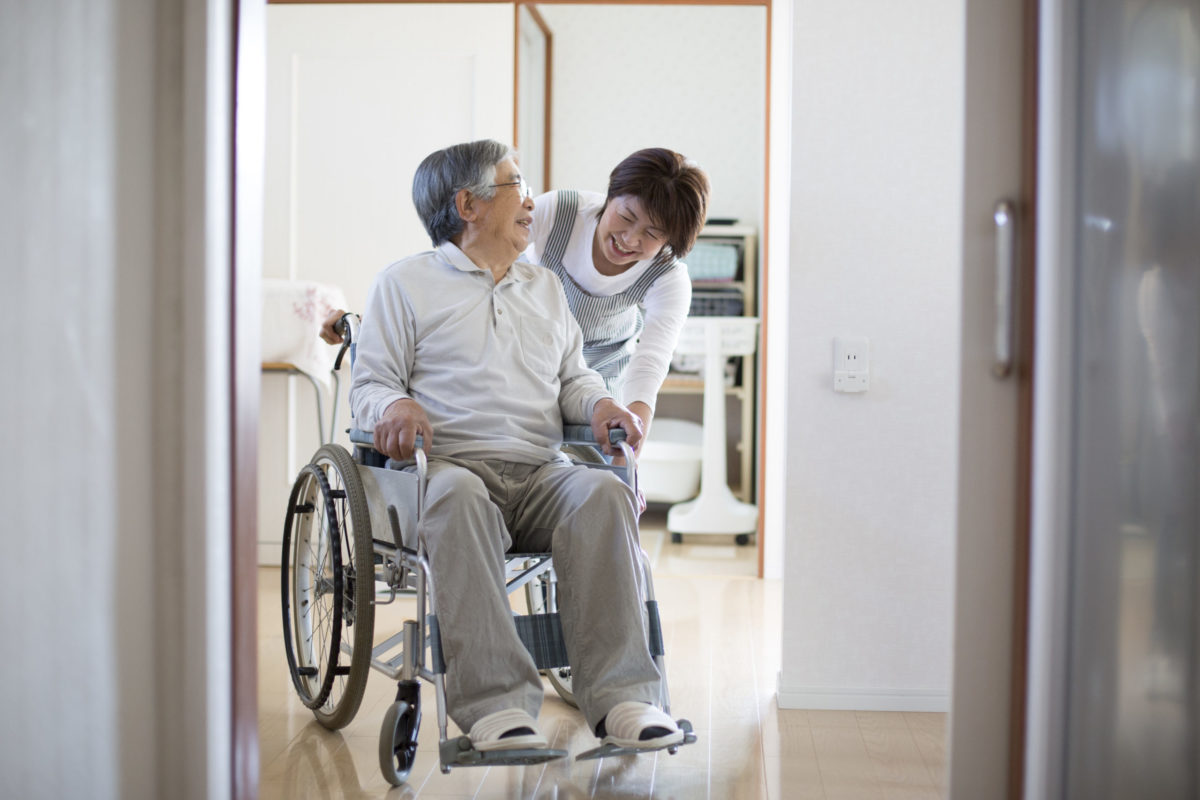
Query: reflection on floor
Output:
[[259, 510, 946, 799]]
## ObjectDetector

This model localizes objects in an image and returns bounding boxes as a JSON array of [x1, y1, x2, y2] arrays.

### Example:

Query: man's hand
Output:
[[590, 397, 645, 457], [373, 398, 433, 461], [319, 308, 352, 345]]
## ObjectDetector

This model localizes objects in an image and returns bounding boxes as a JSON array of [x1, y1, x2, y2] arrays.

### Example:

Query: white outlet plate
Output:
[[833, 336, 870, 393], [834, 370, 870, 392]]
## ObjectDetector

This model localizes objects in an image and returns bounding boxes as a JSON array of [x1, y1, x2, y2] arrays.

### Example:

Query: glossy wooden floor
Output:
[[258, 511, 947, 799]]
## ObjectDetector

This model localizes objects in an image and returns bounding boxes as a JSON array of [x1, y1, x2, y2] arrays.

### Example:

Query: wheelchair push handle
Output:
[[332, 312, 359, 371]]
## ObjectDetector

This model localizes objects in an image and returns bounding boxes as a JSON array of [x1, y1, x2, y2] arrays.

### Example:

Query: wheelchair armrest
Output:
[[561, 426, 636, 489], [351, 428, 425, 459], [562, 425, 627, 447]]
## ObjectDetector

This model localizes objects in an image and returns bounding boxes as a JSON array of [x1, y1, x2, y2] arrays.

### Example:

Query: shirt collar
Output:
[[435, 241, 536, 284], [506, 258, 537, 283], [436, 241, 486, 275]]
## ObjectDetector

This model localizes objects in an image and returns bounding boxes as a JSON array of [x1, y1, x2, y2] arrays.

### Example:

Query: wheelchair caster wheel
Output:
[[670, 532, 682, 544], [547, 666, 578, 708], [379, 684, 421, 786], [735, 534, 751, 546]]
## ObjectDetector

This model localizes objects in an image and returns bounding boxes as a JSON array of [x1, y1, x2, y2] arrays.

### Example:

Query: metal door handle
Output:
[[993, 200, 1017, 378]]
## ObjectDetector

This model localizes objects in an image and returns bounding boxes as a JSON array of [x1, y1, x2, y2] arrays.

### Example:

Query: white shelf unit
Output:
[[660, 223, 758, 506]]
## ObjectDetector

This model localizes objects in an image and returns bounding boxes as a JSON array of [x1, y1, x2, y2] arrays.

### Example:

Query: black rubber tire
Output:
[[735, 533, 751, 546], [309, 444, 375, 730], [671, 532, 683, 544], [281, 464, 343, 712], [379, 684, 421, 786]]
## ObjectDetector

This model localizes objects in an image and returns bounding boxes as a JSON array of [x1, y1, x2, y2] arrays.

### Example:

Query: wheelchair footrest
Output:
[[438, 736, 568, 770], [575, 719, 697, 761]]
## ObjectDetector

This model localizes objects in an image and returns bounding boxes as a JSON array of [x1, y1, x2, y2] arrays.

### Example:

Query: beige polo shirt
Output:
[[350, 242, 610, 465]]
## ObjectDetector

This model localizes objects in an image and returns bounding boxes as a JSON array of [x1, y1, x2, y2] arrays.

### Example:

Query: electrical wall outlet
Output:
[[834, 370, 871, 392], [833, 336, 870, 393]]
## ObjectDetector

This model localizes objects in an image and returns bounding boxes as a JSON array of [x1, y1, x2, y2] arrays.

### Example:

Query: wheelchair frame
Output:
[[279, 316, 694, 787]]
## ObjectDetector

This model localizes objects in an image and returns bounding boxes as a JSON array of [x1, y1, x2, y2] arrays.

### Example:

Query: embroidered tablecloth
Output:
[[261, 278, 348, 392]]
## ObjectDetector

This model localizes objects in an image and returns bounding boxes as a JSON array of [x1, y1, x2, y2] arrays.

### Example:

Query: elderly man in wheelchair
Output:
[[281, 138, 694, 786]]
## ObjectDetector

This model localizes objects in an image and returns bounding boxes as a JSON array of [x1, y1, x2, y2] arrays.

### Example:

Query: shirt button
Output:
[[498, 308, 504, 315]]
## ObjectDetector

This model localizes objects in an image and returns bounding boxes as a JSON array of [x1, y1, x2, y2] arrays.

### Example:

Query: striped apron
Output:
[[541, 190, 679, 396]]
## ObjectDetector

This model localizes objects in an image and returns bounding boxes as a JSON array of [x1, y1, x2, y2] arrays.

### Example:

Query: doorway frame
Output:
[[237, 3, 778, 794]]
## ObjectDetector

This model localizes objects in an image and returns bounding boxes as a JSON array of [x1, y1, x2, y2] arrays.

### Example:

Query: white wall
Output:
[[778, 0, 964, 710], [540, 5, 766, 231], [1, 1, 236, 797]]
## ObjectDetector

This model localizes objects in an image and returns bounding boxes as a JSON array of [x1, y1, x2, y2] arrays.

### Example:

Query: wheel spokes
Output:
[[287, 469, 343, 703]]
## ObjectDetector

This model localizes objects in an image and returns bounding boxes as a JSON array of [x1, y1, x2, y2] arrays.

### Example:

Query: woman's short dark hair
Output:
[[412, 139, 516, 246], [602, 148, 711, 257]]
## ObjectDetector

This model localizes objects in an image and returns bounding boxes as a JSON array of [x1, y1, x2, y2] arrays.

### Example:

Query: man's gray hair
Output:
[[412, 139, 517, 246]]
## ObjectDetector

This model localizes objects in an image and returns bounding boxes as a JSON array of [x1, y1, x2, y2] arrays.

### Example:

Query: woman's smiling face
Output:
[[594, 194, 668, 268]]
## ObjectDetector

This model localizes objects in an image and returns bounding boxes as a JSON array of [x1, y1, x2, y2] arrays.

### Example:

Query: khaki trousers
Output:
[[413, 456, 662, 733]]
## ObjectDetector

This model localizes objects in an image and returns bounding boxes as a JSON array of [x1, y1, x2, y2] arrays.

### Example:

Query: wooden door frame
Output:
[[948, 0, 1037, 796], [236, 8, 775, 794], [1007, 0, 1038, 794], [515, 4, 553, 187]]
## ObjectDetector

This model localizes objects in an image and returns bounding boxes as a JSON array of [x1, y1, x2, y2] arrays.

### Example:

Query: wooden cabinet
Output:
[[659, 223, 758, 503]]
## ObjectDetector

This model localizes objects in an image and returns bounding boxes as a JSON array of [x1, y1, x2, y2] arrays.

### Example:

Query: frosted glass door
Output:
[[1061, 1, 1199, 796]]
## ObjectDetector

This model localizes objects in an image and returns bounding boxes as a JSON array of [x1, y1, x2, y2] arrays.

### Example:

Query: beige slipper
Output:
[[600, 701, 684, 749], [468, 708, 549, 752]]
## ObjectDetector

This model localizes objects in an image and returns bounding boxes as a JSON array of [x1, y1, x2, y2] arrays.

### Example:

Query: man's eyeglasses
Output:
[[490, 176, 533, 200]]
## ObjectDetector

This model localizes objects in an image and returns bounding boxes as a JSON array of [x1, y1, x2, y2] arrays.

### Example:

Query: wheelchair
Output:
[[279, 315, 696, 786]]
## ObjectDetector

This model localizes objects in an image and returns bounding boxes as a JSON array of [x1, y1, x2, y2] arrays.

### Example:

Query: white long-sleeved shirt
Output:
[[349, 242, 610, 465], [526, 190, 691, 409]]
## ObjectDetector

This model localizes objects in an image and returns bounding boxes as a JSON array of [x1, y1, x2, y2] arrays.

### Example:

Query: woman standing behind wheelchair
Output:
[[524, 148, 710, 448], [323, 148, 710, 450]]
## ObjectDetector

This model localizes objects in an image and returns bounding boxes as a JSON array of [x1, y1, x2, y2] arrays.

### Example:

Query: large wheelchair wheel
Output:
[[281, 444, 374, 730]]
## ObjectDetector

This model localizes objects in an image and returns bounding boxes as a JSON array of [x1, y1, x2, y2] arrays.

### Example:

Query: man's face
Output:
[[474, 157, 534, 256]]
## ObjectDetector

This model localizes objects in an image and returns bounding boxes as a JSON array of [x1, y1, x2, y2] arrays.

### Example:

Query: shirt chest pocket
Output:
[[520, 317, 561, 379]]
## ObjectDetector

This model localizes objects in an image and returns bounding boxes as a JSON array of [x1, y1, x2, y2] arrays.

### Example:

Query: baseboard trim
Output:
[[777, 676, 949, 712]]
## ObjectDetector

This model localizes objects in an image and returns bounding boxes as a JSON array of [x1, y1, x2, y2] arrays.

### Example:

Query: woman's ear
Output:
[[454, 188, 476, 222]]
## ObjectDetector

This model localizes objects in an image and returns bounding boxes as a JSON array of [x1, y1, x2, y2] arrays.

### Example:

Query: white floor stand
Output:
[[667, 317, 759, 537]]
